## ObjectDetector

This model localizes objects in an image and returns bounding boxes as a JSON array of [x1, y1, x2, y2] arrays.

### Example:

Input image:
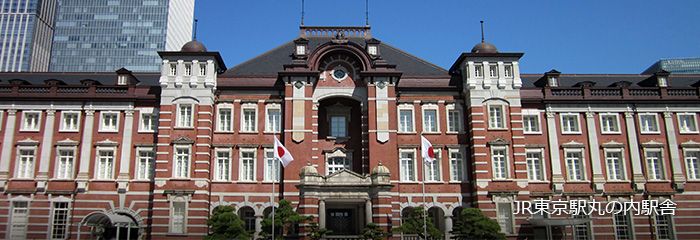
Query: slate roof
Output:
[[223, 35, 447, 77], [0, 72, 161, 86]]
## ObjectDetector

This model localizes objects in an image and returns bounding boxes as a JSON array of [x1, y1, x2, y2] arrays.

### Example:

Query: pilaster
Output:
[[77, 109, 95, 191], [584, 111, 605, 192], [0, 109, 17, 189], [546, 111, 564, 192], [663, 111, 686, 191], [624, 111, 645, 191], [36, 109, 56, 191]]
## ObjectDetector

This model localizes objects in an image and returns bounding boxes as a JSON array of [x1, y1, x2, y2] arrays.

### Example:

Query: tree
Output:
[[360, 223, 389, 240], [260, 199, 313, 239], [307, 221, 332, 240], [392, 207, 442, 239], [450, 208, 506, 240], [204, 205, 252, 240]]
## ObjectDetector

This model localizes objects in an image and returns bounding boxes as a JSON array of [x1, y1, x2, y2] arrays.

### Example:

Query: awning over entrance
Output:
[[82, 212, 135, 227], [527, 217, 595, 227]]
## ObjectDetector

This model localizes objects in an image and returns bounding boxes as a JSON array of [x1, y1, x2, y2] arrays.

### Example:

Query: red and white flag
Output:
[[274, 136, 294, 167], [421, 136, 436, 163]]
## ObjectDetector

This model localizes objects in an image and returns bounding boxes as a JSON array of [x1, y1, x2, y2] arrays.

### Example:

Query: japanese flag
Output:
[[274, 136, 294, 168], [421, 136, 436, 163]]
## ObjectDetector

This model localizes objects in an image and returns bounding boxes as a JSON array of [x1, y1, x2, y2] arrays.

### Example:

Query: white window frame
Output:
[[213, 148, 231, 181], [604, 148, 626, 181], [526, 148, 546, 181], [20, 111, 41, 131], [199, 63, 207, 76], [239, 148, 256, 181], [422, 103, 439, 133], [367, 45, 377, 55], [265, 103, 281, 133], [117, 75, 128, 85], [644, 148, 665, 181], [560, 113, 581, 134], [503, 64, 513, 78], [173, 146, 191, 178], [612, 199, 634, 240], [397, 104, 415, 133], [170, 201, 187, 234], [684, 148, 700, 180], [15, 146, 36, 179], [425, 149, 441, 182], [522, 109, 542, 134], [169, 62, 177, 76], [653, 213, 674, 240], [491, 146, 509, 179], [449, 148, 466, 182], [95, 147, 116, 179], [489, 64, 498, 78], [139, 109, 158, 133], [54, 147, 76, 179], [564, 148, 586, 181], [639, 113, 660, 134], [399, 148, 417, 182], [264, 148, 280, 182], [600, 113, 621, 134], [176, 103, 194, 128], [678, 113, 699, 133], [446, 104, 463, 133], [240, 103, 258, 133], [9, 201, 29, 239], [216, 104, 234, 132], [99, 111, 119, 132], [136, 148, 155, 180], [488, 105, 506, 130], [474, 63, 484, 78], [184, 63, 192, 76], [494, 198, 514, 234], [59, 111, 80, 132], [50, 201, 70, 239]]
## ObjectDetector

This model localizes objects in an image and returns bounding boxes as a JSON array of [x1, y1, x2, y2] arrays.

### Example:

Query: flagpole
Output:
[[421, 135, 428, 239], [271, 133, 276, 240]]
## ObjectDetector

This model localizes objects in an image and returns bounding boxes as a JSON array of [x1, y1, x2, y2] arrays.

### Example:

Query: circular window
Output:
[[333, 69, 346, 80]]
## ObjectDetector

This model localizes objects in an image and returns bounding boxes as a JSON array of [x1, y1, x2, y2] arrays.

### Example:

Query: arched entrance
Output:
[[79, 212, 140, 240]]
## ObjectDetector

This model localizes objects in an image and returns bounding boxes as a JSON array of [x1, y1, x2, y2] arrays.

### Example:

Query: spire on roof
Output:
[[193, 19, 198, 41], [480, 20, 485, 42]]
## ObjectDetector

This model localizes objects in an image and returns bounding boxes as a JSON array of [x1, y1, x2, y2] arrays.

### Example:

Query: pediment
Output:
[[16, 138, 40, 146], [95, 139, 119, 147], [55, 138, 80, 146], [171, 136, 194, 144], [325, 169, 370, 184]]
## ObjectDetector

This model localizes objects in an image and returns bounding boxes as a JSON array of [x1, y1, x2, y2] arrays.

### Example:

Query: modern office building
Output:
[[0, 0, 58, 72], [643, 58, 700, 75], [0, 24, 699, 240], [48, 0, 194, 72]]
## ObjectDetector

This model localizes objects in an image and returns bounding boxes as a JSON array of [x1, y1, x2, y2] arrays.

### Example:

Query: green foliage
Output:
[[360, 223, 389, 240], [204, 205, 252, 240], [391, 207, 442, 239], [260, 199, 313, 239], [307, 221, 332, 240], [450, 208, 506, 240]]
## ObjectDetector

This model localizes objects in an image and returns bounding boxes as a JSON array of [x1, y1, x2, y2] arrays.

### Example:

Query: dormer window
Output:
[[117, 75, 127, 85], [658, 76, 668, 87], [548, 77, 558, 87], [296, 45, 306, 55], [368, 45, 378, 55]]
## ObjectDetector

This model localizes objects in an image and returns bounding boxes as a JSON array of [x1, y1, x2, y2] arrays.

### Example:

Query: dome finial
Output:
[[480, 20, 485, 42], [193, 19, 198, 41]]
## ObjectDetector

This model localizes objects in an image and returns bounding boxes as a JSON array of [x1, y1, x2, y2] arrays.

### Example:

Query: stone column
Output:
[[37, 109, 56, 191], [0, 109, 17, 189], [444, 215, 453, 237], [254, 215, 263, 233], [663, 111, 686, 191], [117, 109, 134, 192], [77, 109, 95, 191], [584, 111, 605, 192], [545, 111, 564, 192], [319, 199, 326, 229], [624, 112, 645, 191], [365, 199, 372, 225]]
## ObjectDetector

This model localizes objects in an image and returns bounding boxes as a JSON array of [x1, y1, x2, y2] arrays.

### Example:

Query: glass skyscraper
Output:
[[0, 0, 58, 72], [49, 0, 193, 72]]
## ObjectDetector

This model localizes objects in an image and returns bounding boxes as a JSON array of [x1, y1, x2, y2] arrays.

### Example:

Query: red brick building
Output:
[[0, 25, 699, 240]]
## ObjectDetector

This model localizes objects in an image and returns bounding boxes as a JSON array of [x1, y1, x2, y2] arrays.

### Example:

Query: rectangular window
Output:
[[447, 109, 462, 132], [241, 107, 257, 132], [266, 107, 281, 133], [296, 45, 306, 55], [398, 109, 414, 132], [240, 149, 255, 181], [61, 112, 80, 131], [605, 150, 625, 180], [51, 202, 69, 239], [645, 150, 664, 180], [169, 63, 177, 75], [613, 206, 632, 240], [171, 202, 186, 233], [573, 210, 591, 240], [265, 149, 280, 181], [199, 63, 207, 76], [184, 63, 192, 76], [423, 108, 438, 133], [488, 105, 505, 129], [565, 150, 585, 181], [330, 116, 347, 137], [489, 64, 498, 78], [678, 113, 699, 133], [215, 150, 231, 181], [118, 75, 127, 85], [491, 147, 508, 179], [426, 150, 440, 182], [174, 147, 190, 178], [474, 64, 483, 77], [96, 149, 114, 179], [16, 149, 35, 178], [639, 114, 659, 133], [140, 113, 158, 132], [136, 150, 155, 180], [600, 114, 620, 133], [523, 115, 541, 133], [561, 114, 581, 134], [217, 107, 233, 132], [504, 64, 513, 78], [450, 149, 465, 181], [526, 150, 544, 181], [22, 111, 40, 131], [496, 202, 514, 234], [56, 149, 75, 179], [177, 104, 193, 128], [654, 214, 673, 240], [685, 150, 700, 180], [100, 112, 119, 131], [400, 150, 415, 181], [10, 202, 28, 239]]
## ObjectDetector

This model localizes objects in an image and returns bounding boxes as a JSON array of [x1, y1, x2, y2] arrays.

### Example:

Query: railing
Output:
[[300, 26, 371, 37], [550, 88, 582, 97], [0, 85, 133, 98], [629, 88, 660, 97], [544, 87, 699, 101], [57, 87, 89, 94], [590, 88, 621, 97], [17, 86, 50, 93], [95, 86, 128, 94]]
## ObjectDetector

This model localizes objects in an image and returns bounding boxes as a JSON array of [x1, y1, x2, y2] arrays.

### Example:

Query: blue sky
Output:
[[193, 0, 700, 74]]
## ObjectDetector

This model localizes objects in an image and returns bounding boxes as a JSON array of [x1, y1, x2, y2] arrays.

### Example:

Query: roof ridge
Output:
[[380, 42, 447, 73], [224, 40, 294, 74]]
